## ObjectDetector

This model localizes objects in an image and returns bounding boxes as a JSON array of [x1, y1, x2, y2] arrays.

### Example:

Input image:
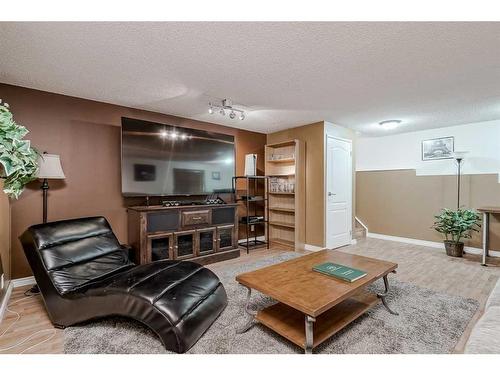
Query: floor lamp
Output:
[[452, 151, 468, 210], [36, 153, 65, 223]]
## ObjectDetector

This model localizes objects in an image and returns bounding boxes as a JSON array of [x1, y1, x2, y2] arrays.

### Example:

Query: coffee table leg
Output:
[[305, 315, 316, 354], [236, 286, 257, 334], [377, 274, 399, 315]]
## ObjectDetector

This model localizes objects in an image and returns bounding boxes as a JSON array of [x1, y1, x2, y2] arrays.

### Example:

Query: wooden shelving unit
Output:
[[265, 139, 305, 251]]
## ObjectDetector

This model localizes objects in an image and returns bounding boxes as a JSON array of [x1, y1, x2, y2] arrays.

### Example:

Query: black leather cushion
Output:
[[27, 217, 134, 295], [104, 261, 221, 325], [49, 249, 132, 295]]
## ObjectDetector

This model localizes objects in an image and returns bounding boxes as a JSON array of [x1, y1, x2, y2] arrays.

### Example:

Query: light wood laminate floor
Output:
[[1, 238, 499, 354]]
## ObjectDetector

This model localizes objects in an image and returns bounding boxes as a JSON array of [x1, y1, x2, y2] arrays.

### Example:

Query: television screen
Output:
[[121, 118, 235, 196]]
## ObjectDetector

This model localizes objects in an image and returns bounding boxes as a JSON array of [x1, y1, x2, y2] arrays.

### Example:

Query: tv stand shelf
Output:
[[127, 203, 239, 265]]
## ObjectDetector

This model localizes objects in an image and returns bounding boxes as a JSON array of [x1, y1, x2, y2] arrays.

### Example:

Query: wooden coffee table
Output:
[[235, 250, 398, 353]]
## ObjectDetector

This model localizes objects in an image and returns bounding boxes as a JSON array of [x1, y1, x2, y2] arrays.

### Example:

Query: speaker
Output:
[[212, 207, 236, 225], [147, 211, 179, 232], [244, 154, 257, 176]]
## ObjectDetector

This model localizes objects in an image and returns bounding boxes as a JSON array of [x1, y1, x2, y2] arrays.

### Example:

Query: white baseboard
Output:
[[11, 276, 36, 288], [367, 232, 500, 257], [304, 244, 325, 252], [0, 281, 13, 324]]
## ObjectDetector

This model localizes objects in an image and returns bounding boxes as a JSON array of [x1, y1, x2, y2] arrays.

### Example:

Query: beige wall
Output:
[[267, 122, 325, 247], [356, 170, 500, 250], [0, 181, 10, 282]]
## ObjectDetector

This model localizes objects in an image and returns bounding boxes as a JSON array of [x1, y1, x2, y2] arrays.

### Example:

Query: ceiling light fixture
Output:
[[379, 119, 402, 130], [208, 99, 245, 121]]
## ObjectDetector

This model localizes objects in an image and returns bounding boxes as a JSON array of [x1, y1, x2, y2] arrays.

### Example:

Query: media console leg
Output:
[[377, 274, 399, 315], [305, 315, 316, 354], [236, 286, 257, 334]]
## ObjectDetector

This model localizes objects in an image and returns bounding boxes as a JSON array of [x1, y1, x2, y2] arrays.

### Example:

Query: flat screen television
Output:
[[121, 117, 235, 196]]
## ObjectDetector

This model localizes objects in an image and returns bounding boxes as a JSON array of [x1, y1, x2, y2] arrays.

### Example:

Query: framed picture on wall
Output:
[[421, 137, 454, 161]]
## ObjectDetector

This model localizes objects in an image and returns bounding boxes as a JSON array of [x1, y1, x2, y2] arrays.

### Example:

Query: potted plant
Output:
[[432, 208, 481, 257], [0, 99, 39, 199]]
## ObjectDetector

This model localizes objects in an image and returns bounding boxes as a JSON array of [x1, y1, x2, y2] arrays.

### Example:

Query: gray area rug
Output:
[[64, 252, 479, 354]]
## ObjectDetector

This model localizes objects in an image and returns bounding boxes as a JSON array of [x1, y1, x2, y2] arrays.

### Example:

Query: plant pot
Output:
[[444, 241, 464, 257]]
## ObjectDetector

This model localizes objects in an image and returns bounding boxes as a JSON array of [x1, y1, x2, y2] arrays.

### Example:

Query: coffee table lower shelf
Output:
[[255, 291, 379, 350]]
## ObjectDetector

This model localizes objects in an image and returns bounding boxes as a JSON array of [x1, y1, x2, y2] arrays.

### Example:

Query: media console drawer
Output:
[[182, 210, 210, 226]]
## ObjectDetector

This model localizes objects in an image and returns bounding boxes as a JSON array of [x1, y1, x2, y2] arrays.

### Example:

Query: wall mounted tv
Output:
[[121, 117, 235, 196]]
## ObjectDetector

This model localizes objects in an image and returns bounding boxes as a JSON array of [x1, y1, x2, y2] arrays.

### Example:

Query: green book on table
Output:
[[313, 262, 367, 282]]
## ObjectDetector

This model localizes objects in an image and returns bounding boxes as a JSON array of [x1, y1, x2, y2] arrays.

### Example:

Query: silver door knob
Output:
[[328, 192, 336, 196]]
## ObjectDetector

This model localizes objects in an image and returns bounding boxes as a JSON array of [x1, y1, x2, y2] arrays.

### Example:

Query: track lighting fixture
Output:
[[208, 99, 245, 121]]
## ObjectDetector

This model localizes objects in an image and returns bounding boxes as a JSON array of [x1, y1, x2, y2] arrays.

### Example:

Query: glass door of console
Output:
[[147, 233, 173, 263], [217, 224, 235, 252], [197, 227, 216, 256], [174, 230, 196, 260]]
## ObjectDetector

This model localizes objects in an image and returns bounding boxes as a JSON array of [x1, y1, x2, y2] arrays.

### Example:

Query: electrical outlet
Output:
[[251, 225, 255, 232]]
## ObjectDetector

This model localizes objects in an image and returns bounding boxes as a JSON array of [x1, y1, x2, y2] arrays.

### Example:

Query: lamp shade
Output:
[[452, 151, 469, 161], [37, 154, 65, 179]]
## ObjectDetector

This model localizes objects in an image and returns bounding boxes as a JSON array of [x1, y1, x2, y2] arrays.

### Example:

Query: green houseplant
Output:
[[0, 99, 39, 199], [432, 208, 481, 257]]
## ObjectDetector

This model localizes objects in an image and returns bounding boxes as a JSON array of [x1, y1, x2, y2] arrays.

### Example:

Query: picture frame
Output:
[[421, 136, 454, 161]]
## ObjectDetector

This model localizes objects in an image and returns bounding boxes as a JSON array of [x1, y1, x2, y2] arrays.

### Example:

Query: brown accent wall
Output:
[[0, 181, 10, 282], [356, 170, 500, 250], [0, 83, 266, 279], [267, 122, 325, 247]]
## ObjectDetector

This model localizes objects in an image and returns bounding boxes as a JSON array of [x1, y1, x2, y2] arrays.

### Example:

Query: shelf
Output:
[[240, 220, 267, 225], [269, 221, 295, 229], [269, 192, 295, 195], [255, 292, 378, 350], [269, 238, 295, 248], [266, 140, 296, 148], [236, 196, 266, 202], [233, 175, 269, 180], [238, 239, 268, 249], [269, 207, 295, 213], [266, 158, 295, 164]]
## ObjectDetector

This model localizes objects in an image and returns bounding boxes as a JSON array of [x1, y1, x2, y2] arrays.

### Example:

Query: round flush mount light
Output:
[[378, 120, 402, 130]]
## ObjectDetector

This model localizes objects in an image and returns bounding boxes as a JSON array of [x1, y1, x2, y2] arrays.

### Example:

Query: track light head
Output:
[[208, 100, 245, 120]]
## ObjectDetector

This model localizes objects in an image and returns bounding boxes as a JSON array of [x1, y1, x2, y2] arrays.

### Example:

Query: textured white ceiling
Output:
[[1, 22, 500, 136]]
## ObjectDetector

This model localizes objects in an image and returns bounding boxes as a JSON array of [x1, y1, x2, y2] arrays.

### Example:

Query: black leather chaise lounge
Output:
[[20, 216, 227, 353]]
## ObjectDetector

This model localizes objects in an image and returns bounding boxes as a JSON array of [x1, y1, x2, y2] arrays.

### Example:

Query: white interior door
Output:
[[326, 136, 352, 249]]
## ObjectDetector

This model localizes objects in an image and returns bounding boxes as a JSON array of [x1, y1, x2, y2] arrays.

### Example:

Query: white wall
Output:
[[356, 119, 500, 180]]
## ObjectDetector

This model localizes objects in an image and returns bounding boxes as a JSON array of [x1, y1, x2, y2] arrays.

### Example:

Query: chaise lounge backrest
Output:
[[21, 216, 134, 295]]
